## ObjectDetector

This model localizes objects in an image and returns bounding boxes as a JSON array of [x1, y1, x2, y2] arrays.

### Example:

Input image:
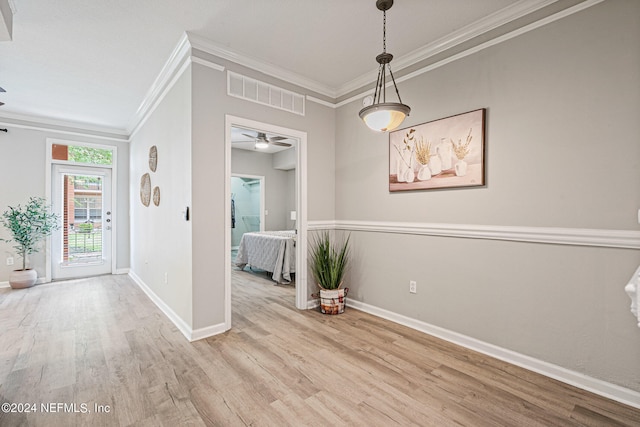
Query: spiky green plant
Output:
[[310, 231, 350, 290], [0, 197, 60, 270]]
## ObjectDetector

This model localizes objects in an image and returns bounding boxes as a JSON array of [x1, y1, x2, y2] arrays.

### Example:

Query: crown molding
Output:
[[308, 220, 640, 250], [3, 0, 605, 136], [306, 95, 337, 109], [0, 111, 129, 141], [128, 33, 229, 138], [185, 2, 562, 100], [338, 0, 559, 96], [336, 0, 605, 108], [186, 31, 338, 98], [190, 56, 225, 72], [127, 32, 192, 134]]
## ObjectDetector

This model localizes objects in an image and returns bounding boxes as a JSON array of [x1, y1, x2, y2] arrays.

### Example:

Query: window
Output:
[[52, 144, 113, 165]]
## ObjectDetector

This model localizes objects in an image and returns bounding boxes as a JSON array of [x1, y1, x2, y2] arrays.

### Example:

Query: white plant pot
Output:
[[9, 269, 37, 289]]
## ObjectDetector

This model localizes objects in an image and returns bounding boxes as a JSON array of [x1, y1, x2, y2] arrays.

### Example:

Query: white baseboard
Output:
[[128, 270, 225, 342], [346, 298, 640, 410], [0, 277, 47, 289], [191, 323, 228, 341], [114, 268, 130, 275]]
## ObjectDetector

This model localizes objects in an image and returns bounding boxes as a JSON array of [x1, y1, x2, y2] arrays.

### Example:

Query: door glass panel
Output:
[[62, 173, 104, 266]]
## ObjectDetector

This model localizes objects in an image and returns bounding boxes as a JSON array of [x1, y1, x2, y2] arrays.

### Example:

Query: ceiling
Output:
[[0, 0, 575, 134]]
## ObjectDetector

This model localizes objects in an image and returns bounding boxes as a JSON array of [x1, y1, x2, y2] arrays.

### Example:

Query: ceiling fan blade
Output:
[[268, 136, 287, 142], [241, 133, 257, 139], [271, 141, 292, 147]]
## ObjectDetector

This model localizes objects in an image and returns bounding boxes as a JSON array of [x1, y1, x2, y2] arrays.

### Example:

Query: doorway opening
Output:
[[46, 139, 117, 281], [225, 115, 308, 331]]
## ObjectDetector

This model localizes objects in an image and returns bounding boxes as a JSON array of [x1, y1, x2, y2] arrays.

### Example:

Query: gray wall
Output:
[[335, 1, 640, 392], [0, 126, 130, 281], [129, 68, 193, 326]]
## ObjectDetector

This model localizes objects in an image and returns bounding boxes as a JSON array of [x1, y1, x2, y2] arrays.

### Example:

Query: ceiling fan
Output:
[[238, 131, 292, 149]]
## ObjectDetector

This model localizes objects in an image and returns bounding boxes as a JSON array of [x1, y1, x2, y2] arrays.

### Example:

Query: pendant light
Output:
[[359, 0, 410, 132]]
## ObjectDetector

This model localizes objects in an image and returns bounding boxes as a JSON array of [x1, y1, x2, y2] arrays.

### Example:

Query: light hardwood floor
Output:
[[0, 272, 639, 426]]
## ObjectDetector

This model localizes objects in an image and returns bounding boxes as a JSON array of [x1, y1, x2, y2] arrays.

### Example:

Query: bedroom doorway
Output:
[[225, 115, 308, 330]]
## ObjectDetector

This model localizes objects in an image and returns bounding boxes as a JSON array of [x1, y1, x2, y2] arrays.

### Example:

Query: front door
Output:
[[51, 164, 112, 279]]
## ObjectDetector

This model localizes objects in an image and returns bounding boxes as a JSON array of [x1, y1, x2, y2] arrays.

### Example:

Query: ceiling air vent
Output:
[[227, 71, 305, 116]]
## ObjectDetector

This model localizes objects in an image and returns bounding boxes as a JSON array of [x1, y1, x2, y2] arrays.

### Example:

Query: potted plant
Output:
[[310, 231, 350, 314], [0, 197, 60, 289]]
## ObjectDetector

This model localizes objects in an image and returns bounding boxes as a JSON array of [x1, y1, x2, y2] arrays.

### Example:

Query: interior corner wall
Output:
[[334, 0, 640, 392], [130, 66, 193, 328], [190, 53, 336, 329], [0, 126, 130, 282]]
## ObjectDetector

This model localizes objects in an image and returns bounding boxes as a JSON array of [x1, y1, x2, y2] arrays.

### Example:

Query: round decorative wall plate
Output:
[[149, 145, 158, 172], [140, 173, 151, 206]]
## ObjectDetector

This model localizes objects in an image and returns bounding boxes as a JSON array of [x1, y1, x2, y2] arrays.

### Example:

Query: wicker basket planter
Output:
[[317, 287, 349, 315], [309, 231, 351, 315]]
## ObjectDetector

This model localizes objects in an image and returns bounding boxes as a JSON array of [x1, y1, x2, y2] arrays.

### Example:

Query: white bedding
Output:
[[235, 230, 296, 283]]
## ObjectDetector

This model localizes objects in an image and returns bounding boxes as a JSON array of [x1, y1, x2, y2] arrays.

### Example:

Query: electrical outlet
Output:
[[409, 280, 417, 294], [6, 257, 14, 266]]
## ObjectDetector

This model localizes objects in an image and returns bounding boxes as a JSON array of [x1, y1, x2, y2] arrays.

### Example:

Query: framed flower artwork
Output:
[[389, 108, 486, 192]]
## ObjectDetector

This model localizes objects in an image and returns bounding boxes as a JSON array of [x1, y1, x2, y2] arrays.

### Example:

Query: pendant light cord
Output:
[[383, 10, 387, 53], [382, 8, 403, 104]]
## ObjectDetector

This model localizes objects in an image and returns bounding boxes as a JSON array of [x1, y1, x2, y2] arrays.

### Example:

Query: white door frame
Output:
[[45, 138, 118, 283], [225, 115, 308, 331]]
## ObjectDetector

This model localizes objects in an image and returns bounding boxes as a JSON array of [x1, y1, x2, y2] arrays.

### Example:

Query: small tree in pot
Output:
[[310, 231, 350, 314], [0, 197, 60, 289]]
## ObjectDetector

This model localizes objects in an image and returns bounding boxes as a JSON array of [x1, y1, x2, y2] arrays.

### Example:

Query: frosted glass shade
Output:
[[359, 102, 411, 132], [255, 141, 269, 149]]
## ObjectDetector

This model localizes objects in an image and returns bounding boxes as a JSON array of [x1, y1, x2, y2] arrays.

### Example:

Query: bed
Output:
[[235, 230, 296, 284]]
